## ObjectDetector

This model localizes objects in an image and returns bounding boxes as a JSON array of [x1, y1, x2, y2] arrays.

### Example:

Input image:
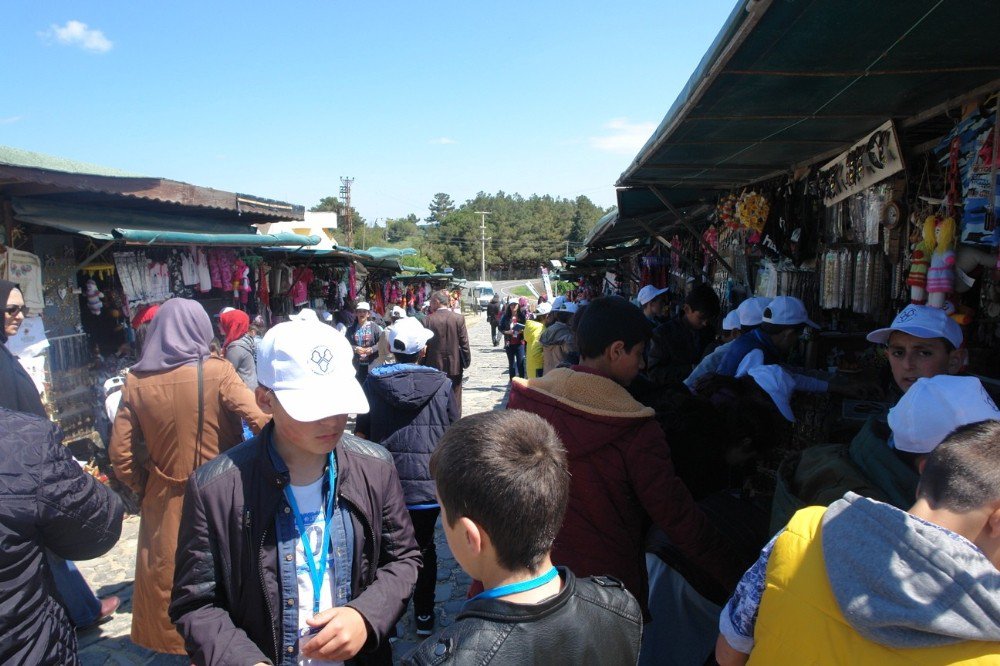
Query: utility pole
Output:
[[339, 177, 355, 247], [475, 211, 491, 282]]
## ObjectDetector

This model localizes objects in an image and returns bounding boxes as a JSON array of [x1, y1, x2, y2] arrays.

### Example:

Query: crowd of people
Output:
[[2, 276, 999, 665]]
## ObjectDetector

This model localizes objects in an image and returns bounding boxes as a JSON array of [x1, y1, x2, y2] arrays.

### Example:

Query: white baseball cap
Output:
[[737, 297, 772, 327], [289, 308, 319, 323], [355, 301, 371, 311], [736, 349, 796, 422], [387, 317, 434, 355], [866, 305, 963, 349], [722, 310, 741, 331], [390, 305, 407, 319], [888, 375, 999, 454], [256, 321, 369, 421], [555, 301, 578, 314], [762, 296, 818, 329], [637, 285, 669, 306], [536, 302, 552, 315]]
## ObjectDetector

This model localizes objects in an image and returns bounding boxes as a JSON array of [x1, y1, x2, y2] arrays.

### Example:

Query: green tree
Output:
[[425, 193, 455, 225]]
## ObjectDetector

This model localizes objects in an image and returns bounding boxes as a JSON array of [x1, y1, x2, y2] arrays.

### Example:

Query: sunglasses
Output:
[[5, 305, 29, 317]]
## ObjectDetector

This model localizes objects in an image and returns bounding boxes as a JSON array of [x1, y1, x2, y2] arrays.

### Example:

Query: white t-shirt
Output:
[[290, 478, 342, 666]]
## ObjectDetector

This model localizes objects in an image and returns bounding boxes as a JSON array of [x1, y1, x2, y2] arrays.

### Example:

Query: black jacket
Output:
[[0, 408, 124, 665], [356, 364, 459, 506], [0, 343, 47, 418], [170, 422, 420, 666], [645, 315, 715, 388], [403, 569, 642, 666]]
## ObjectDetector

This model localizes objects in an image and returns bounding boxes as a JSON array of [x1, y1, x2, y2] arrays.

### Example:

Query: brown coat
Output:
[[423, 307, 471, 376], [109, 357, 267, 654]]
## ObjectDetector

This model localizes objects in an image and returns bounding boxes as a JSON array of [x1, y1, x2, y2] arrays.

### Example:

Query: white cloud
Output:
[[428, 137, 457, 145], [589, 118, 657, 155], [39, 20, 113, 53], [0, 116, 23, 125]]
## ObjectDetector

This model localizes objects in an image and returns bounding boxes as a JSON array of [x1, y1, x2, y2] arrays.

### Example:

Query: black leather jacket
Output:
[[402, 569, 642, 666], [170, 422, 420, 666], [0, 408, 124, 665]]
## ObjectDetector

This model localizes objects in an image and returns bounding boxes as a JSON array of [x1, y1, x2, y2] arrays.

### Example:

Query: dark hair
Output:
[[430, 410, 569, 572], [576, 296, 652, 359], [685, 284, 721, 318], [394, 350, 420, 363], [917, 420, 1000, 512]]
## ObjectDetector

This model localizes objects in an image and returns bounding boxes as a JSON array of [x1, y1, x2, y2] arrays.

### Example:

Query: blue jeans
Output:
[[505, 344, 525, 380], [47, 552, 101, 627]]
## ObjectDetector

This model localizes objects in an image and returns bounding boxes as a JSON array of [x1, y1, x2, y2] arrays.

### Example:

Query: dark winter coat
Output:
[[0, 343, 47, 418], [356, 364, 459, 506], [507, 366, 742, 612], [170, 422, 420, 666], [646, 314, 716, 387], [423, 308, 471, 376], [0, 408, 124, 665]]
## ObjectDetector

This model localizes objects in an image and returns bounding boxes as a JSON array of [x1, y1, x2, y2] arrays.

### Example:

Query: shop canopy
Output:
[[613, 0, 1000, 227], [112, 229, 320, 247]]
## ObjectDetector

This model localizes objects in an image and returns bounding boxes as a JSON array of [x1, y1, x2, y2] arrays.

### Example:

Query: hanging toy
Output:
[[906, 215, 936, 304], [926, 215, 956, 308], [84, 279, 104, 315]]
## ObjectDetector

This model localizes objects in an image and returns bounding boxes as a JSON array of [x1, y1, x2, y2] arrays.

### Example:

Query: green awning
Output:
[[112, 229, 320, 247], [615, 0, 1000, 217]]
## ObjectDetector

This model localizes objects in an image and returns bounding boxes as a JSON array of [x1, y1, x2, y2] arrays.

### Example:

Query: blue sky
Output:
[[2, 1, 737, 222]]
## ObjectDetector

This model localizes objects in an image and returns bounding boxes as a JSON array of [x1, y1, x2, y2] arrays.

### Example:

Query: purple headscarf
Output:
[[132, 298, 213, 373]]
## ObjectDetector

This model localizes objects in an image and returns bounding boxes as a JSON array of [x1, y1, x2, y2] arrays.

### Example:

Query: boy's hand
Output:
[[302, 606, 368, 660]]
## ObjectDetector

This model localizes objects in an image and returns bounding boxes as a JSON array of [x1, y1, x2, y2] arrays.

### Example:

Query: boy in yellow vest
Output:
[[717, 412, 1000, 664]]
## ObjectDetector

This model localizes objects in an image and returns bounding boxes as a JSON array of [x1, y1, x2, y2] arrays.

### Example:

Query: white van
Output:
[[465, 282, 495, 311]]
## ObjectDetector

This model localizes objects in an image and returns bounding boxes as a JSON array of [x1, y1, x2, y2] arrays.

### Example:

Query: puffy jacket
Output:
[[356, 364, 459, 506], [507, 366, 742, 612], [0, 408, 124, 665], [402, 569, 642, 666], [170, 422, 421, 666]]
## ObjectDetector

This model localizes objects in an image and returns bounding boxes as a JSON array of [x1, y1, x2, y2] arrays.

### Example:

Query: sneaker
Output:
[[415, 613, 435, 636]]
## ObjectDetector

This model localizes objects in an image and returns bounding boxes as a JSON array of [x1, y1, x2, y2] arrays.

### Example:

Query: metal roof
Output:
[[0, 144, 305, 222], [615, 0, 1000, 217]]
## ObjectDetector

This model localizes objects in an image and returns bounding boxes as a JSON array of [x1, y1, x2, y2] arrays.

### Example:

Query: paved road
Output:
[[76, 314, 510, 664]]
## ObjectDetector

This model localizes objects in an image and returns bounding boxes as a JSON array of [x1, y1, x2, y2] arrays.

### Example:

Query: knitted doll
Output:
[[926, 216, 956, 308], [85, 279, 104, 315], [906, 215, 936, 304]]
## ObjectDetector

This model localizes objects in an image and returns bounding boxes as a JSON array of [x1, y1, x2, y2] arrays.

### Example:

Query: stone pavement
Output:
[[76, 313, 511, 664]]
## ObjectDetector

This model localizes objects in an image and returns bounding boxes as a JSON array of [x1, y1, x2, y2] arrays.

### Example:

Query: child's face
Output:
[[438, 500, 480, 580], [255, 387, 349, 456], [683, 306, 712, 330], [886, 332, 961, 392], [607, 339, 646, 387]]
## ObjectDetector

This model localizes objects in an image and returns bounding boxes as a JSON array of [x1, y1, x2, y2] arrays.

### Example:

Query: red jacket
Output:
[[507, 366, 740, 612]]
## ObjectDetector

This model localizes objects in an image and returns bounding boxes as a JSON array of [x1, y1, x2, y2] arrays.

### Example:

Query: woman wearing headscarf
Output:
[[109, 298, 267, 654], [0, 279, 46, 417], [218, 307, 257, 389]]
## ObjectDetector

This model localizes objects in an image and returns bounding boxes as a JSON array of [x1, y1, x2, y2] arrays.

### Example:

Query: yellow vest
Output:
[[749, 506, 1000, 665], [524, 320, 545, 378]]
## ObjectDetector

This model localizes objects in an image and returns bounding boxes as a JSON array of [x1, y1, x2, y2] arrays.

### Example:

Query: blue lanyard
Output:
[[283, 454, 337, 615], [470, 567, 559, 601]]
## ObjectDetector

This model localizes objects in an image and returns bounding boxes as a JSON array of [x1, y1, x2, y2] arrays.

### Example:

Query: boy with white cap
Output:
[[171, 321, 419, 666], [717, 383, 1000, 665], [865, 304, 964, 394], [355, 317, 459, 637], [637, 284, 670, 325], [684, 297, 771, 390], [772, 305, 968, 530], [717, 296, 817, 377]]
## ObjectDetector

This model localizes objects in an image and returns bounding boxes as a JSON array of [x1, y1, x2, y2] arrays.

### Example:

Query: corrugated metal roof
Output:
[[0, 144, 305, 221], [0, 145, 144, 177]]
